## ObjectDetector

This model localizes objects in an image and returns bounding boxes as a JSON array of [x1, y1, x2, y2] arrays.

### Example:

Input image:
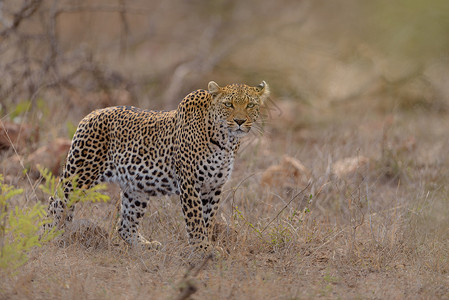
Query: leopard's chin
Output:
[[230, 128, 250, 137]]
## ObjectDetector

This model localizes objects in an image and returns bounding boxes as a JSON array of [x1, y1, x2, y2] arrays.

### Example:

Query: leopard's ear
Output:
[[208, 81, 221, 95], [256, 81, 270, 103]]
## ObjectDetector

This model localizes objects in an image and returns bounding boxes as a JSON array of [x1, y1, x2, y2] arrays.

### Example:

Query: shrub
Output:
[[0, 175, 60, 271], [38, 167, 110, 209]]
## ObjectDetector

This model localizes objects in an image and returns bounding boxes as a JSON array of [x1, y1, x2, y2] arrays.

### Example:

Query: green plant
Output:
[[0, 175, 60, 271], [35, 98, 50, 118], [268, 222, 292, 246], [38, 167, 110, 209], [9, 100, 32, 121], [234, 205, 265, 241]]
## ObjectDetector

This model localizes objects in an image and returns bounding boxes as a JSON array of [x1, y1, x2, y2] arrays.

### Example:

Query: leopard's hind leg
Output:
[[45, 116, 109, 230], [117, 189, 161, 249]]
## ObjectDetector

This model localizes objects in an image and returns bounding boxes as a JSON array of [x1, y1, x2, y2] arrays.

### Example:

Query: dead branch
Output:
[[174, 254, 212, 300], [0, 0, 43, 37], [260, 183, 310, 233], [0, 0, 137, 109], [54, 4, 150, 16]]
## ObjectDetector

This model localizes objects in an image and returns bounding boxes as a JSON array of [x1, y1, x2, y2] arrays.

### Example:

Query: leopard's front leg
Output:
[[201, 187, 222, 242], [179, 178, 210, 252]]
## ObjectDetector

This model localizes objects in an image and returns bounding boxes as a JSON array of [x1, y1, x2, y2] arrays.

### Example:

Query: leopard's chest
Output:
[[198, 147, 235, 190]]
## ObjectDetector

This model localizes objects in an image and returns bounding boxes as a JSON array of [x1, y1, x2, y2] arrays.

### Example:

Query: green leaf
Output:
[[0, 174, 61, 272]]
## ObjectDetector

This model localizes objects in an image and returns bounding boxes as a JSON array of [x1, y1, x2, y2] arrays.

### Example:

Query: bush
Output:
[[0, 175, 60, 271], [38, 167, 110, 209]]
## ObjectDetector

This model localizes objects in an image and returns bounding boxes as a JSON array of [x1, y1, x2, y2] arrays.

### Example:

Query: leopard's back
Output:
[[64, 106, 179, 196]]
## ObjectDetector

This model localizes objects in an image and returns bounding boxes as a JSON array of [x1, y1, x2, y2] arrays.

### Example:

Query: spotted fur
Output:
[[46, 81, 269, 252]]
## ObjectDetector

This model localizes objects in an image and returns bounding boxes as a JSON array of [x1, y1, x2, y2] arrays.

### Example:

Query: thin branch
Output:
[[55, 4, 150, 16], [175, 254, 212, 300], [0, 0, 44, 38], [118, 0, 129, 56], [261, 183, 311, 233]]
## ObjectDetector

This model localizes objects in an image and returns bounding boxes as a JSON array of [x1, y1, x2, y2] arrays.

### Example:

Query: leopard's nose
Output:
[[234, 118, 246, 126]]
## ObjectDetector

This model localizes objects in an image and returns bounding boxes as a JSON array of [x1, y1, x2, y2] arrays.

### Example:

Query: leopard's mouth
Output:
[[226, 121, 251, 135], [232, 127, 250, 136]]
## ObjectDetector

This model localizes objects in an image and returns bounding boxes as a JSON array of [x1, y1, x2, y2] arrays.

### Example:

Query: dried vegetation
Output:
[[1, 0, 449, 299]]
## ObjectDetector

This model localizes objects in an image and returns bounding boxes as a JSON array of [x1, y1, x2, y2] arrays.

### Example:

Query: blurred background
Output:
[[1, 0, 449, 115]]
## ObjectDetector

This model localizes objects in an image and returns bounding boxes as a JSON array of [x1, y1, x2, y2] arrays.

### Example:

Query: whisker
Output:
[[251, 125, 265, 136]]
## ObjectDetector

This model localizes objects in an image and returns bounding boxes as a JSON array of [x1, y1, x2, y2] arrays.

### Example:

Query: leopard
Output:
[[45, 81, 269, 252]]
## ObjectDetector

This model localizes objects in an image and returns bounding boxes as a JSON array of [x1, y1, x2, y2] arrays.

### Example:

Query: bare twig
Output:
[[175, 254, 212, 300], [118, 0, 129, 56], [0, 0, 138, 108], [0, 118, 39, 204], [260, 183, 310, 233], [229, 173, 258, 219], [0, 0, 43, 37], [55, 4, 150, 15]]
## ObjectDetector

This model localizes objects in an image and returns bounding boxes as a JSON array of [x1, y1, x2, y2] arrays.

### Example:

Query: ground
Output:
[[1, 96, 448, 299]]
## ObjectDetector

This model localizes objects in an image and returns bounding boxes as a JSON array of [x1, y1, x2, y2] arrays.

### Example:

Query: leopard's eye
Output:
[[247, 103, 256, 108], [224, 102, 233, 108]]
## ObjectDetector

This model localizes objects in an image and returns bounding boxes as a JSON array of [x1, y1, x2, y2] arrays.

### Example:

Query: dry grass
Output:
[[1, 102, 448, 299], [1, 1, 449, 299]]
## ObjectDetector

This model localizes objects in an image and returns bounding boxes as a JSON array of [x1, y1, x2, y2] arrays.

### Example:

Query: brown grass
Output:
[[1, 1, 449, 299], [1, 103, 448, 299]]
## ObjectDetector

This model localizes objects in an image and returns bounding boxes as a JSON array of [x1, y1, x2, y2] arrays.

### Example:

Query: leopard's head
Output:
[[208, 81, 269, 136]]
